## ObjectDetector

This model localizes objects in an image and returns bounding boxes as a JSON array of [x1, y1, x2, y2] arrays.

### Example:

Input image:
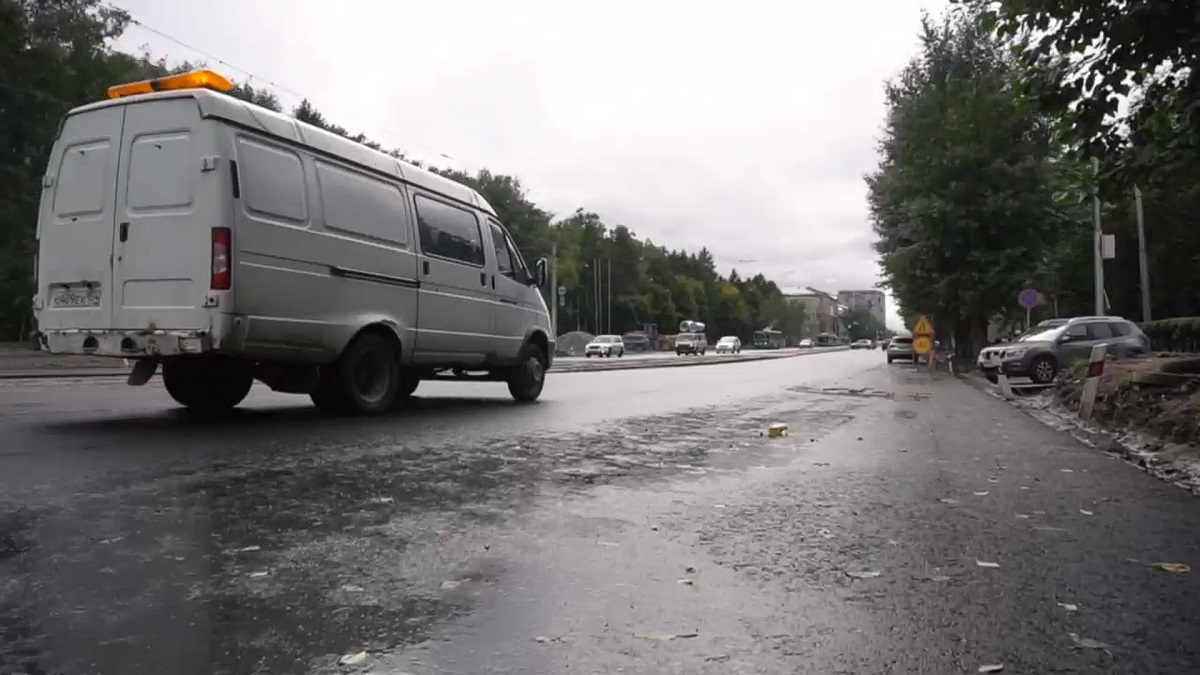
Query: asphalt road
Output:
[[2, 350, 1198, 674]]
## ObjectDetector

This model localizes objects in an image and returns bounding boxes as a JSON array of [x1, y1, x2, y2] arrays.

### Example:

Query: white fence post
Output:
[[988, 353, 1015, 400], [1077, 343, 1108, 420]]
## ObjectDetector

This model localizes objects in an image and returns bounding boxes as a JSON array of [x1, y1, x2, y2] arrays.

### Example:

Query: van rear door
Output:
[[36, 106, 125, 331], [110, 98, 217, 330], [38, 96, 219, 332]]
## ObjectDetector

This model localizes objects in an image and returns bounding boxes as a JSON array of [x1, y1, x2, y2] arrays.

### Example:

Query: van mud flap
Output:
[[128, 358, 159, 386]]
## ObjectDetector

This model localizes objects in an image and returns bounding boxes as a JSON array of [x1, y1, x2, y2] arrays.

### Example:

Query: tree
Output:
[[866, 7, 1066, 357], [965, 0, 1200, 160], [839, 307, 885, 341]]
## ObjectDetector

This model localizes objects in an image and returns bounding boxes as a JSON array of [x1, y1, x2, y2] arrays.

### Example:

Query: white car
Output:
[[584, 335, 625, 358], [715, 336, 741, 354], [798, 338, 814, 348], [32, 69, 553, 415]]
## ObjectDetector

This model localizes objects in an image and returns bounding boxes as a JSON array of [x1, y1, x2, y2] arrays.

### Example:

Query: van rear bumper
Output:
[[40, 329, 214, 359]]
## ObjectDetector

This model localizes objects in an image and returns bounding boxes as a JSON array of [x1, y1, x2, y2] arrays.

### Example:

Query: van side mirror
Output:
[[533, 258, 547, 287]]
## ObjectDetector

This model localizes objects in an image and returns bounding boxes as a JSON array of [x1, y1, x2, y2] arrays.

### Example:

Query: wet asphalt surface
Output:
[[2, 351, 1199, 674]]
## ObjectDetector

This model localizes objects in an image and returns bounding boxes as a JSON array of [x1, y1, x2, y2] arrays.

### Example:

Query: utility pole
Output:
[[606, 257, 612, 335], [1091, 157, 1105, 316], [549, 241, 558, 338], [1134, 185, 1151, 322], [593, 260, 600, 334]]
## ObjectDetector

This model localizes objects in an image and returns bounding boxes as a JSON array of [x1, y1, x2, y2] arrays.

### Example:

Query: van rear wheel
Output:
[[507, 342, 547, 403], [163, 357, 253, 412], [312, 331, 399, 415]]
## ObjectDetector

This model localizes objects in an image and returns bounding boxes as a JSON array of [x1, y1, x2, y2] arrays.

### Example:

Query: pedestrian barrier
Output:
[[1077, 343, 1108, 420]]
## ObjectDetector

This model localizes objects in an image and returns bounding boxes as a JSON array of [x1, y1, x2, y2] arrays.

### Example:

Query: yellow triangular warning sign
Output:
[[913, 314, 934, 335]]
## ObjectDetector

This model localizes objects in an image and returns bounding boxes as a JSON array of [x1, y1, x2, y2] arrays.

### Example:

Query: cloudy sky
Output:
[[111, 0, 946, 328]]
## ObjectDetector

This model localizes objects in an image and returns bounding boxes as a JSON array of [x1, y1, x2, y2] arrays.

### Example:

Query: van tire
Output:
[[507, 342, 547, 403], [312, 331, 399, 415], [163, 357, 253, 411]]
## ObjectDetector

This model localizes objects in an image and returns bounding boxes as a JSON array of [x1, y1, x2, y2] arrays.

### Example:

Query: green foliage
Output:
[[969, 0, 1200, 325], [1141, 318, 1200, 354], [0, 0, 800, 342], [867, 8, 1066, 356], [963, 0, 1200, 160]]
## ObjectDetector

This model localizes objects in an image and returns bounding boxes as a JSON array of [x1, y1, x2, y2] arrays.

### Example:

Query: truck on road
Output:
[[33, 70, 553, 415]]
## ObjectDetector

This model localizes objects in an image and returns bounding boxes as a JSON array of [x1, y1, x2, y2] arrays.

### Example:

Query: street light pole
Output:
[[1134, 185, 1151, 322], [1092, 157, 1105, 316], [606, 257, 612, 334], [549, 241, 558, 338]]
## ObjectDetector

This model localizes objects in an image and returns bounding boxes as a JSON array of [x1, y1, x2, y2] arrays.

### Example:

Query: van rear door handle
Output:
[[422, 260, 430, 275], [479, 272, 487, 287], [118, 222, 129, 242]]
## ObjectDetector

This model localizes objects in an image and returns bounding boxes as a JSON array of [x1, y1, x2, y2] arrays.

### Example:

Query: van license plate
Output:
[[51, 286, 102, 308]]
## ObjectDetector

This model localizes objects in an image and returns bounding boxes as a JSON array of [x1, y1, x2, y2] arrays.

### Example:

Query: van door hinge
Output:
[[201, 156, 219, 172], [42, 175, 54, 188]]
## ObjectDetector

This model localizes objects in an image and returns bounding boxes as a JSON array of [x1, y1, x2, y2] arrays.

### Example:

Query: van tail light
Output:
[[211, 227, 231, 290]]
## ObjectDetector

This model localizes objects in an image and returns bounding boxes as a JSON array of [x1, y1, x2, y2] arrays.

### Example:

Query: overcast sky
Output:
[[111, 0, 946, 328]]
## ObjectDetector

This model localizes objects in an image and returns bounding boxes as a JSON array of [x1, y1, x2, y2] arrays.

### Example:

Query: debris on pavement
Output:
[[634, 630, 699, 642], [341, 584, 365, 593], [1155, 562, 1191, 574], [1079, 509, 1094, 516], [1069, 633, 1113, 656], [677, 577, 696, 586], [768, 423, 789, 438], [440, 580, 462, 590], [977, 664, 1004, 673], [1057, 601, 1079, 613], [534, 635, 566, 644], [975, 560, 1001, 568], [845, 570, 882, 579], [974, 490, 989, 496], [248, 570, 270, 578], [338, 651, 368, 666]]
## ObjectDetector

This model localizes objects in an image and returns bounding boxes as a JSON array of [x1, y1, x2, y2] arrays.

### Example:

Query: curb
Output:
[[0, 347, 851, 382]]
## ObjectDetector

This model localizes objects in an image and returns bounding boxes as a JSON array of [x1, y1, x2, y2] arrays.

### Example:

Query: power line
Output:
[[103, 2, 461, 166]]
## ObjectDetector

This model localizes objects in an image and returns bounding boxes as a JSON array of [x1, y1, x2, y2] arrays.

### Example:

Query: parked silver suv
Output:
[[977, 316, 1149, 384]]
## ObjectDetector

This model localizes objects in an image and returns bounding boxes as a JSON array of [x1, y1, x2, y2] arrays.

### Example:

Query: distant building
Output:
[[786, 289, 840, 338], [836, 290, 886, 328]]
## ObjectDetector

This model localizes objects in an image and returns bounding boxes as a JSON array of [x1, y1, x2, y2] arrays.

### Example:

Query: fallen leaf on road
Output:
[[685, 566, 697, 574], [1079, 509, 1094, 516], [1015, 514, 1031, 519], [713, 504, 727, 509], [974, 491, 990, 496], [338, 651, 368, 665], [236, 545, 261, 553], [845, 570, 882, 579], [1060, 469, 1074, 473], [440, 580, 462, 590], [978, 664, 1004, 673], [635, 630, 698, 642], [677, 578, 696, 586], [1069, 633, 1113, 656], [975, 560, 1001, 568], [534, 635, 566, 644], [939, 498, 960, 505], [1155, 562, 1191, 574], [988, 478, 1000, 483], [341, 585, 365, 593], [1057, 602, 1079, 613], [248, 570, 270, 578]]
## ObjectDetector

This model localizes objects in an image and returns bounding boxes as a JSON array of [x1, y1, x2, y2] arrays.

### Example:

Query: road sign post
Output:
[[1018, 288, 1039, 330]]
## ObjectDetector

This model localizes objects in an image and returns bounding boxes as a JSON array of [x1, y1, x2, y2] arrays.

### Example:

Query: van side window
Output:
[[413, 195, 485, 266], [488, 220, 516, 278]]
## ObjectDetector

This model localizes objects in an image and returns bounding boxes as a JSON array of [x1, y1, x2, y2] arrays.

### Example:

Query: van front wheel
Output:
[[507, 343, 547, 402], [163, 357, 253, 412]]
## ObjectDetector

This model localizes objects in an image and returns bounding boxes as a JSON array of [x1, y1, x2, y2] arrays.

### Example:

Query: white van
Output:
[[33, 70, 553, 415]]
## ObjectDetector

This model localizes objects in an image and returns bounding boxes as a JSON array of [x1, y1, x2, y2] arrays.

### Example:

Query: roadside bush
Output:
[[1141, 317, 1200, 353]]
